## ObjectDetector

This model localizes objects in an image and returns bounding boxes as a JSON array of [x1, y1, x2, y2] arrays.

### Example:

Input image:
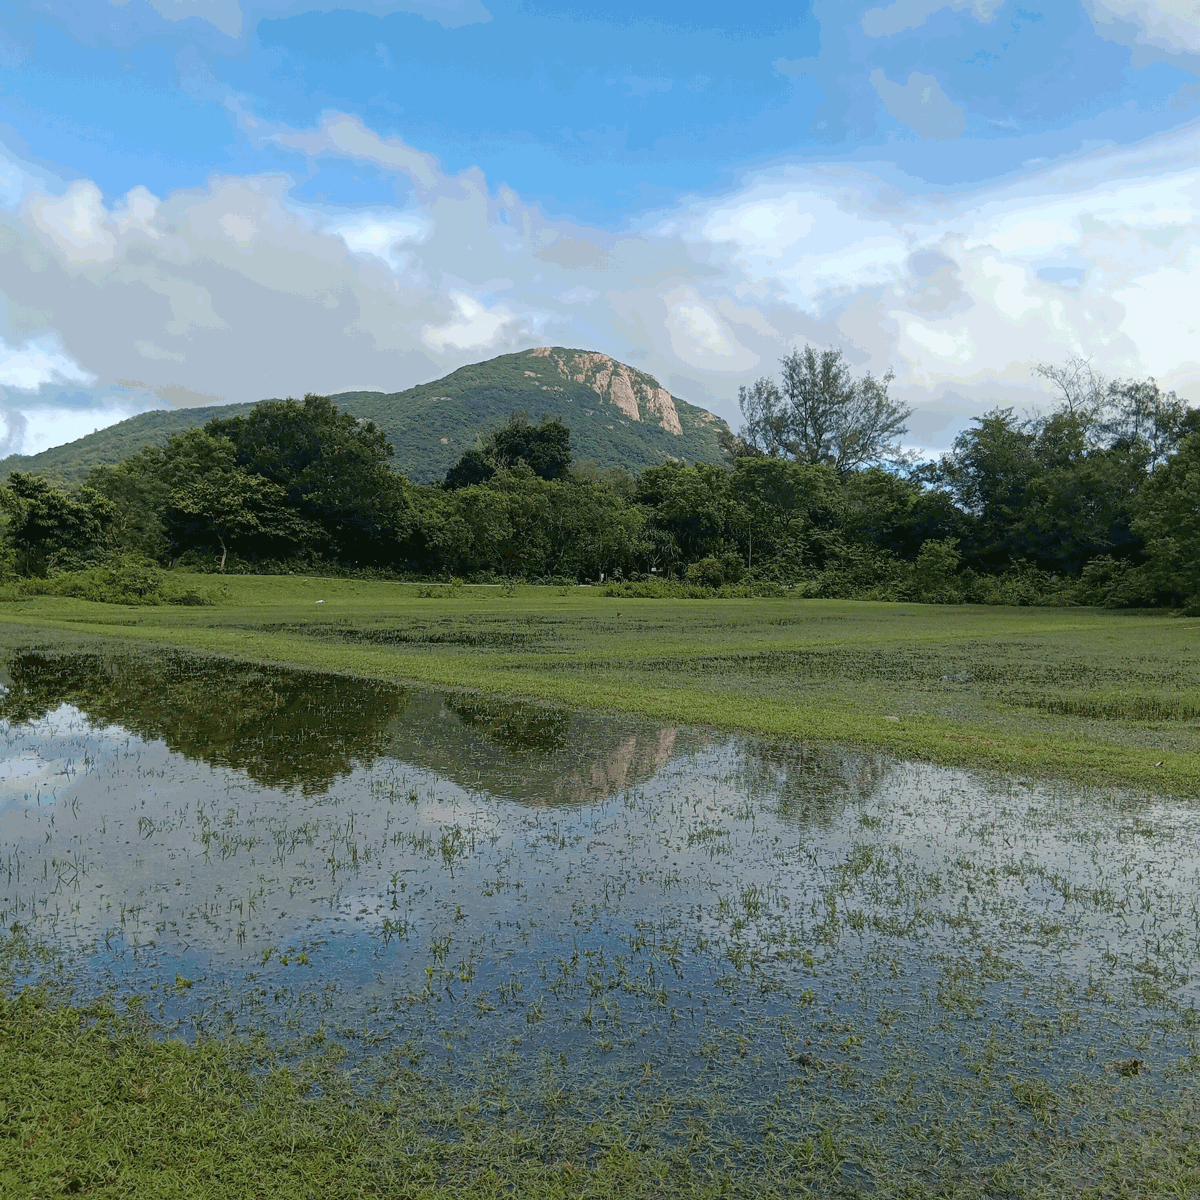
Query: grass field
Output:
[[1, 577, 1197, 795]]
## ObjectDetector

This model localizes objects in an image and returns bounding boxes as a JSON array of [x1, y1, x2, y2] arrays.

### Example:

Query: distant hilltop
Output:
[[1, 348, 732, 487]]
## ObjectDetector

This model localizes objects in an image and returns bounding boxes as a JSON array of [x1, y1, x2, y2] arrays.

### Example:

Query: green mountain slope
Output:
[[1, 347, 731, 486], [0, 403, 263, 489]]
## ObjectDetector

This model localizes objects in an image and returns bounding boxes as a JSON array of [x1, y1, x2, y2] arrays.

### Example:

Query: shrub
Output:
[[684, 552, 745, 588], [8, 559, 219, 606]]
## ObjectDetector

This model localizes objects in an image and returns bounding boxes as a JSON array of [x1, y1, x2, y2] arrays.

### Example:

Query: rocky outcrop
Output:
[[525, 347, 685, 435]]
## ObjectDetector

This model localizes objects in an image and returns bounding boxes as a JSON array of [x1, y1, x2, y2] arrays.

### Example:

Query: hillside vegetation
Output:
[[0, 348, 729, 487]]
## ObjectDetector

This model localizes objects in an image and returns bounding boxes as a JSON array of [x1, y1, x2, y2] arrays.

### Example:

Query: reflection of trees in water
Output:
[[734, 739, 893, 826], [0, 651, 408, 794], [0, 649, 701, 807], [446, 696, 570, 755]]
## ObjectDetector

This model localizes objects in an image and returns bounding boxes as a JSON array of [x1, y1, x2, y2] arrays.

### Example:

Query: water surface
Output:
[[3, 647, 1197, 1169]]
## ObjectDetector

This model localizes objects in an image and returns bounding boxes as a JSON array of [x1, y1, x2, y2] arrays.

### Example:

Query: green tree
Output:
[[929, 408, 1039, 568], [0, 473, 114, 574], [169, 468, 303, 572], [635, 462, 734, 571], [444, 414, 573, 490], [163, 430, 313, 569], [737, 346, 911, 476], [206, 394, 409, 563], [728, 457, 838, 571], [87, 447, 172, 562], [1132, 434, 1200, 604]]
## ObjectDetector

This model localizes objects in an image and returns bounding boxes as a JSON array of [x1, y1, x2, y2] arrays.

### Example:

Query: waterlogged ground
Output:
[[3, 648, 1199, 1186]]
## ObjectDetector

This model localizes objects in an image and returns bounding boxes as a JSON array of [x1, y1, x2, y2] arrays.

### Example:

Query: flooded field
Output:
[[3, 646, 1199, 1189]]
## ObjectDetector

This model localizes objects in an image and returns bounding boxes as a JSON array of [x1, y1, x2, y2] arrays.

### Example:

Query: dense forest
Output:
[[2, 348, 1198, 610]]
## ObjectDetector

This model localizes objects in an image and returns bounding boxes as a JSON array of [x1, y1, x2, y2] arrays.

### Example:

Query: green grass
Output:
[[4, 984, 1199, 1199], [1, 577, 1198, 795]]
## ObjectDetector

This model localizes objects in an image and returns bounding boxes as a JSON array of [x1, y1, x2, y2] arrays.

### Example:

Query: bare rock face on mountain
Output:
[[526, 347, 685, 434]]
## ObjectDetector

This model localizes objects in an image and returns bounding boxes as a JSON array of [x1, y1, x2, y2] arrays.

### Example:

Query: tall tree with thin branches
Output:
[[737, 346, 911, 477]]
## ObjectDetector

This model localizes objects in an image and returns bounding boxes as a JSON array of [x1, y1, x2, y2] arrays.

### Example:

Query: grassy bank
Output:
[[1, 577, 1197, 795]]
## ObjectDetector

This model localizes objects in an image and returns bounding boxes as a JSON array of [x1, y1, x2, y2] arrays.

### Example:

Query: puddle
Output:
[[2, 647, 1199, 1158]]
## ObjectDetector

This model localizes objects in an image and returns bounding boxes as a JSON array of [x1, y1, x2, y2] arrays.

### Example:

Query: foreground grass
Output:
[[4, 986, 1198, 1200], [2, 577, 1198, 795]]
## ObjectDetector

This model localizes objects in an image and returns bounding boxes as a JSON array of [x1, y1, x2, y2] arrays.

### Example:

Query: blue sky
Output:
[[2, 0, 1200, 456]]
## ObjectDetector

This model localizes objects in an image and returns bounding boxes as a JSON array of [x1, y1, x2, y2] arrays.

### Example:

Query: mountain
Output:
[[1, 348, 732, 487], [0, 403, 263, 489]]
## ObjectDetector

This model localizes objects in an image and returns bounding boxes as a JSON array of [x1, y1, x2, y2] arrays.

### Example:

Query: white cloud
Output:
[[332, 211, 433, 266], [902, 320, 975, 363], [421, 292, 519, 352], [0, 333, 96, 392], [869, 69, 967, 140], [862, 0, 1005, 37], [1085, 1, 1200, 56], [236, 106, 442, 189], [560, 285, 601, 304], [664, 288, 738, 359], [27, 181, 116, 263], [3, 108, 1200, 462], [140, 0, 245, 38]]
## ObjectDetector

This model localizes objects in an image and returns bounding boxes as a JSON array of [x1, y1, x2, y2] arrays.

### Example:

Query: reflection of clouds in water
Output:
[[1, 704, 100, 811], [0, 752, 54, 785], [5, 700, 92, 739]]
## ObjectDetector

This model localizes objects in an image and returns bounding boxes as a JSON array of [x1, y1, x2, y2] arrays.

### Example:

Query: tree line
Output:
[[1, 347, 1198, 609]]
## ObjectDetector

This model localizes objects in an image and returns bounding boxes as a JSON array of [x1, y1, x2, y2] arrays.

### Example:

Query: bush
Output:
[[900, 538, 966, 604], [684, 552, 745, 588], [7, 559, 219, 606], [968, 562, 1072, 607]]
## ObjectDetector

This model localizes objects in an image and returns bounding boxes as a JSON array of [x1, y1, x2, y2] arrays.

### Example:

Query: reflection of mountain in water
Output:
[[734, 739, 894, 825], [385, 693, 698, 806], [0, 651, 407, 794], [0, 650, 700, 805]]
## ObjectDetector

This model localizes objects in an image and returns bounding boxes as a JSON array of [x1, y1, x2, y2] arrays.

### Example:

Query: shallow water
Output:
[[2, 647, 1198, 1159]]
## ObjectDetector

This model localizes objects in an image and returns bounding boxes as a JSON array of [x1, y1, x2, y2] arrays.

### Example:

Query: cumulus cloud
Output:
[[862, 0, 1005, 37], [1085, 1, 1200, 56], [422, 293, 524, 352], [0, 333, 96, 392], [870, 69, 967, 139], [2, 107, 1200, 461]]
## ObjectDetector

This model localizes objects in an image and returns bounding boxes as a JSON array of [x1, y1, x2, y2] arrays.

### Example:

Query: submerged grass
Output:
[[1, 578, 1198, 795], [4, 985, 1199, 1199]]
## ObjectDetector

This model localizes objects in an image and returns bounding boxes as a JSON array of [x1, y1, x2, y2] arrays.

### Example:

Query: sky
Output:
[[2, 1, 1200, 460]]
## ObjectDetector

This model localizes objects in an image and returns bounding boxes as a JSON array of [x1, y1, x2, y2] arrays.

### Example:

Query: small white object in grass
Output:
[[883, 715, 900, 722], [316, 600, 325, 604]]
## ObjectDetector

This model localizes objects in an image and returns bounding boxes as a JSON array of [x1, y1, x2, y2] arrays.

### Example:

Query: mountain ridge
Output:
[[1, 348, 731, 486]]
